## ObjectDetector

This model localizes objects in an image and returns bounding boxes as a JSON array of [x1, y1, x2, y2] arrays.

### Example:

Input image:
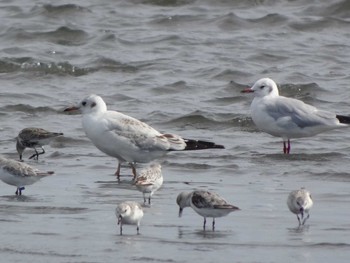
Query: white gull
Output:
[[64, 94, 224, 179], [242, 78, 350, 153]]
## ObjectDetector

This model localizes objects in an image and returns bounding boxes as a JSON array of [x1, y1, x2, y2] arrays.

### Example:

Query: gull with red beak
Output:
[[242, 78, 350, 153], [64, 94, 224, 179]]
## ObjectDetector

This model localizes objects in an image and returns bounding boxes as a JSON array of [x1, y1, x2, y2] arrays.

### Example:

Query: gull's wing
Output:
[[104, 111, 186, 151], [265, 96, 340, 129]]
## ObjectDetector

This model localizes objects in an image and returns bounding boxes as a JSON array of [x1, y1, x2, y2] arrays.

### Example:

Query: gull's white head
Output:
[[249, 78, 280, 98], [78, 94, 107, 114]]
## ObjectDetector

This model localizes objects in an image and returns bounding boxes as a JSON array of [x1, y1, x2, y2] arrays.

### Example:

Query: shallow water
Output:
[[1, 0, 350, 262]]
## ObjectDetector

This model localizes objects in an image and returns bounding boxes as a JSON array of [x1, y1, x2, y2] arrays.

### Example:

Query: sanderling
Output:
[[176, 190, 240, 230], [134, 163, 163, 205], [241, 78, 350, 154], [0, 156, 54, 195], [16, 127, 63, 161], [115, 201, 144, 235], [287, 188, 313, 225], [64, 94, 224, 180]]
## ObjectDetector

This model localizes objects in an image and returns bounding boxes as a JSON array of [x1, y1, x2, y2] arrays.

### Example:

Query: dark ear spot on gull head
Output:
[[91, 102, 96, 108]]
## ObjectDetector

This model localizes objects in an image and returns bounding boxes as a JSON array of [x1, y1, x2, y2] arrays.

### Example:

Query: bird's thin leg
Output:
[[148, 192, 154, 205], [120, 221, 123, 235], [15, 187, 24, 196], [212, 218, 215, 231], [300, 209, 304, 221], [29, 148, 40, 160], [302, 214, 310, 225], [115, 162, 121, 180], [130, 163, 137, 180], [287, 139, 291, 154], [203, 217, 206, 230], [283, 140, 291, 154], [137, 226, 140, 235], [143, 193, 147, 204], [38, 146, 45, 156], [297, 215, 301, 225]]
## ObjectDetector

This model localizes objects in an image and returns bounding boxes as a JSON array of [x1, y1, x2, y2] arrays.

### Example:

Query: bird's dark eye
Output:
[[260, 85, 265, 89], [82, 101, 87, 106]]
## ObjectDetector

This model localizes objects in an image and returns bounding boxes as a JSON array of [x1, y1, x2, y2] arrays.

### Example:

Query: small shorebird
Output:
[[242, 78, 350, 154], [134, 163, 163, 205], [115, 201, 144, 235], [64, 94, 224, 179], [287, 188, 313, 226], [176, 190, 240, 230], [16, 127, 63, 161], [0, 156, 54, 195]]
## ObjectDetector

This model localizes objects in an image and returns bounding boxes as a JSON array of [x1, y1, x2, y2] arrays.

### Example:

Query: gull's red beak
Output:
[[63, 106, 80, 112], [241, 87, 254, 93]]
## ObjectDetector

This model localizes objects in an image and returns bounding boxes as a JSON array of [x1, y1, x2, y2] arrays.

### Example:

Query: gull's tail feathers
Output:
[[183, 139, 225, 151], [336, 115, 350, 124]]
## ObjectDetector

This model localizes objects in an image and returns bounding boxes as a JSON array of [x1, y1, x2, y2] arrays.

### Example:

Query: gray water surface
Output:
[[1, 0, 350, 262]]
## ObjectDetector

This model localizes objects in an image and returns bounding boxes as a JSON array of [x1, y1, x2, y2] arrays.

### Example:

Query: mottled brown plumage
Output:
[[16, 128, 63, 161]]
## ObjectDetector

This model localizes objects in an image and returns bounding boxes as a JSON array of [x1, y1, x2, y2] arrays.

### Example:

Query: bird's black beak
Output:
[[178, 208, 183, 218], [299, 207, 304, 219], [117, 215, 122, 225]]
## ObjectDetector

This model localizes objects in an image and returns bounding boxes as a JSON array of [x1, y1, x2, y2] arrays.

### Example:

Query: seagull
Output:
[[241, 78, 350, 153], [16, 127, 63, 161], [64, 94, 224, 179], [0, 157, 54, 195], [176, 190, 240, 230], [134, 163, 163, 205], [287, 188, 313, 226], [115, 201, 144, 235]]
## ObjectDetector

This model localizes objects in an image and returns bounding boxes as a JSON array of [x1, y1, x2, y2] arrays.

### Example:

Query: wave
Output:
[[0, 55, 142, 76], [2, 26, 89, 46], [0, 57, 93, 76], [163, 111, 255, 130], [128, 0, 195, 6], [38, 4, 91, 15], [0, 104, 61, 115]]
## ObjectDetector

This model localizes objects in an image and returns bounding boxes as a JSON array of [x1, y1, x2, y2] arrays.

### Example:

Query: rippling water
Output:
[[1, 0, 350, 262]]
